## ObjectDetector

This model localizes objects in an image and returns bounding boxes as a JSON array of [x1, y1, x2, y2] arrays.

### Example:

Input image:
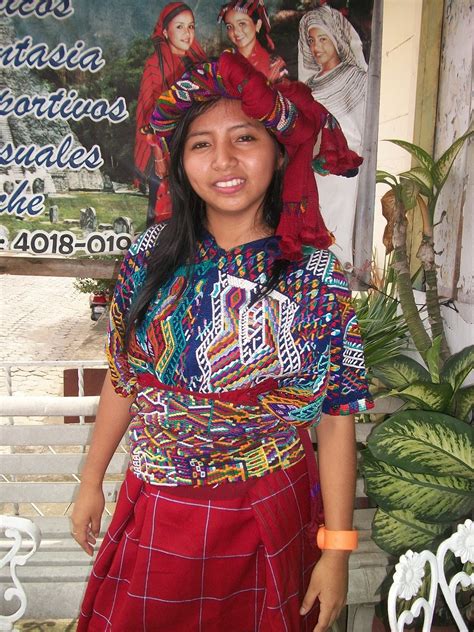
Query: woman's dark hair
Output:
[[125, 97, 288, 348], [247, 9, 271, 52]]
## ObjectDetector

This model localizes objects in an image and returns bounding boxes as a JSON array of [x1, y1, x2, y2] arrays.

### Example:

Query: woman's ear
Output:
[[256, 18, 262, 34], [276, 147, 285, 171], [163, 29, 168, 40]]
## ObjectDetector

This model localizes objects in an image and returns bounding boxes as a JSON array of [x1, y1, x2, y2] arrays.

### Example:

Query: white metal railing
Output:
[[0, 360, 106, 424], [388, 519, 474, 631]]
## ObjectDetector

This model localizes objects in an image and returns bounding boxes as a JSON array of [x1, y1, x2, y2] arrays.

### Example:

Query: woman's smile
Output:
[[213, 177, 246, 192]]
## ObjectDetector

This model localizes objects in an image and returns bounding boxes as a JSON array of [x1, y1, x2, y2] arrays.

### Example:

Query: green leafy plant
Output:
[[74, 277, 115, 295], [363, 344, 474, 554], [376, 129, 473, 364], [354, 258, 409, 372], [362, 131, 474, 563]]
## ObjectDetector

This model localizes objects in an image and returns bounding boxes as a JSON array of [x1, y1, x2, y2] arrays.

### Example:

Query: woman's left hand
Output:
[[300, 550, 350, 632]]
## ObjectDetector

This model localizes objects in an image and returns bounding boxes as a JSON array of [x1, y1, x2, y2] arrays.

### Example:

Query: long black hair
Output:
[[125, 97, 288, 348]]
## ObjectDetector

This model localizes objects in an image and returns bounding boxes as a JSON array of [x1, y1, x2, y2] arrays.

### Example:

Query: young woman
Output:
[[298, 5, 368, 268], [218, 0, 287, 83], [73, 52, 373, 631], [135, 2, 206, 225]]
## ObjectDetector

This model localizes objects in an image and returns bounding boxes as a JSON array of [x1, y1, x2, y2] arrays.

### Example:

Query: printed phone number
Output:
[[1, 230, 132, 256]]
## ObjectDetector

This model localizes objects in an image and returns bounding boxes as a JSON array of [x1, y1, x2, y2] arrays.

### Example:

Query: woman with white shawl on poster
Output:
[[298, 5, 368, 268]]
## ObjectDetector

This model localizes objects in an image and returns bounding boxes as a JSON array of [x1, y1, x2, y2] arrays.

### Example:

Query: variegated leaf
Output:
[[372, 508, 448, 556], [371, 355, 430, 389], [376, 170, 398, 186], [399, 178, 419, 210], [367, 410, 474, 479], [425, 336, 442, 383], [451, 385, 474, 422], [387, 139, 435, 171], [394, 381, 453, 411], [399, 167, 433, 197], [432, 130, 473, 189], [361, 450, 472, 522], [440, 345, 474, 393]]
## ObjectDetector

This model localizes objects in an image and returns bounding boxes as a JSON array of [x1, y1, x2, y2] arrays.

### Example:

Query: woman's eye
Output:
[[190, 142, 209, 150], [189, 24, 195, 30], [238, 135, 255, 142], [225, 24, 232, 31]]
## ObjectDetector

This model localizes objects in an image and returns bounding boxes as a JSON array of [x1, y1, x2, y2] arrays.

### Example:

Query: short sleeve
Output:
[[322, 258, 374, 416], [106, 224, 164, 397]]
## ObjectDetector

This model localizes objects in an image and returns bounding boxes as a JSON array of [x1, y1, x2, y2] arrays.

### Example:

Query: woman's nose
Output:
[[211, 142, 237, 170]]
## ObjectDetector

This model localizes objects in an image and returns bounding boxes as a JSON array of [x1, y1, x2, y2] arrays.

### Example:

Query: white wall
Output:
[[374, 0, 423, 263], [374, 0, 473, 353]]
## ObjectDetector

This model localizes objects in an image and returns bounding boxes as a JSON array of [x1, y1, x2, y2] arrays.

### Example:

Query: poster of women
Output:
[[0, 0, 375, 271]]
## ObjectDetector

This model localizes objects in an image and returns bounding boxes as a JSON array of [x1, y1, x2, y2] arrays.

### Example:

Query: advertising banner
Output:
[[0, 0, 375, 269]]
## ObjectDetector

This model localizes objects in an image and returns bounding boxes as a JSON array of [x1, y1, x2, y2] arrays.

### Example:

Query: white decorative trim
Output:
[[388, 549, 437, 632], [436, 519, 474, 632], [0, 516, 42, 631], [388, 519, 474, 632]]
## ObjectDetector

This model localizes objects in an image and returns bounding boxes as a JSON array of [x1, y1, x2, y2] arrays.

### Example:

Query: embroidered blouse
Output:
[[107, 224, 373, 487]]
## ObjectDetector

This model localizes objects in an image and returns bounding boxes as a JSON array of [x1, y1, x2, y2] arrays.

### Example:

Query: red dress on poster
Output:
[[134, 2, 205, 223]]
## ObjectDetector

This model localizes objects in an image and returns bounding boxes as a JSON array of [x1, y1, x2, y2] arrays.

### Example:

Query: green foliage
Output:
[[367, 411, 473, 479], [371, 508, 447, 557], [371, 345, 473, 417], [371, 355, 430, 389], [385, 130, 473, 221], [362, 347, 473, 555], [385, 139, 435, 171], [362, 448, 472, 524], [354, 262, 409, 371], [440, 346, 474, 392], [74, 278, 116, 295]]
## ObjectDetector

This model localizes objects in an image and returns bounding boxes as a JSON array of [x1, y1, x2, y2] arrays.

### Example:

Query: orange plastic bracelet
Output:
[[316, 526, 358, 551]]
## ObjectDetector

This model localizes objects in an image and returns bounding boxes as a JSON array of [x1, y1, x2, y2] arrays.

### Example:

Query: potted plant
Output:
[[361, 131, 474, 629]]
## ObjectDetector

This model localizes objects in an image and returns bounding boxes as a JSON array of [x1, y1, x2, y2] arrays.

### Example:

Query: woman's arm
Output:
[[71, 370, 134, 555], [300, 413, 357, 632]]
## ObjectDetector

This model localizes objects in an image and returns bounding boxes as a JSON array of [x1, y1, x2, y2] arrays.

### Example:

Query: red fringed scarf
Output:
[[150, 51, 362, 259]]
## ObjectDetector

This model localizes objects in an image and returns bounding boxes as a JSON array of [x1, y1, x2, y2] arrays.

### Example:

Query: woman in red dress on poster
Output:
[[135, 2, 206, 226], [218, 0, 287, 83]]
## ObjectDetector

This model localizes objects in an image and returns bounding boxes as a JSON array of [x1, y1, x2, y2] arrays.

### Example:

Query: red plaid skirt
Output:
[[77, 455, 322, 631]]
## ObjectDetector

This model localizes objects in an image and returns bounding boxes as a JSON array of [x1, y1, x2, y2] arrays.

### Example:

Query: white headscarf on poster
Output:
[[298, 5, 369, 267]]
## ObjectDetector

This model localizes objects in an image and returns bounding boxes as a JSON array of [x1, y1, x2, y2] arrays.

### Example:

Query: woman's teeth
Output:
[[216, 179, 244, 188]]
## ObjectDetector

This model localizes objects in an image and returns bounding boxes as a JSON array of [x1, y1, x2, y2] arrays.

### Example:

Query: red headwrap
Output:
[[150, 51, 363, 260]]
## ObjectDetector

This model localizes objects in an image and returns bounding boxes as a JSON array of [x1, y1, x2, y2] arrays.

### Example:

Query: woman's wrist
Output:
[[320, 549, 352, 560], [80, 472, 104, 489]]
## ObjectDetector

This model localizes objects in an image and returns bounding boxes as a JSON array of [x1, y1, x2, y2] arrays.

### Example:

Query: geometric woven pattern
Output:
[[107, 224, 373, 487]]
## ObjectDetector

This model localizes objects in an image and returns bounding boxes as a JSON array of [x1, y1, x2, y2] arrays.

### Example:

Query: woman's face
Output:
[[224, 10, 262, 57], [183, 99, 279, 223], [163, 10, 195, 56], [308, 27, 340, 72]]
